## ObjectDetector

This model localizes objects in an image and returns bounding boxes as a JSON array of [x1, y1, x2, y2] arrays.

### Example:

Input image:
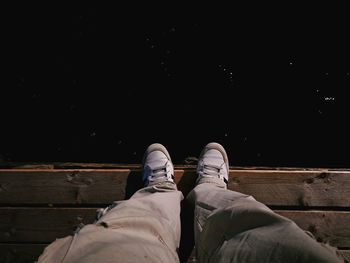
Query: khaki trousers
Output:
[[188, 177, 344, 263], [38, 180, 344, 263]]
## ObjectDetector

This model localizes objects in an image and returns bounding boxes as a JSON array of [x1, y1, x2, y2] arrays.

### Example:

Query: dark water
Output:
[[1, 5, 350, 167]]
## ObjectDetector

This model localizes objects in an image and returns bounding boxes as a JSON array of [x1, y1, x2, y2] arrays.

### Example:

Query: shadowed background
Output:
[[1, 4, 350, 167]]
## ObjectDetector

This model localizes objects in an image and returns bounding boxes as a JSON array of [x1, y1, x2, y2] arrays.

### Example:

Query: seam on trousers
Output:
[[60, 234, 78, 263]]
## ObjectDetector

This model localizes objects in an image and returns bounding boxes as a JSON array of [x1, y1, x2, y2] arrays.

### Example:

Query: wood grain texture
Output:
[[277, 210, 350, 247], [1, 208, 349, 247], [0, 243, 47, 263], [2, 162, 350, 170], [1, 169, 349, 206], [1, 165, 349, 262], [0, 243, 348, 263], [0, 207, 96, 243], [0, 170, 131, 205], [229, 170, 350, 207]]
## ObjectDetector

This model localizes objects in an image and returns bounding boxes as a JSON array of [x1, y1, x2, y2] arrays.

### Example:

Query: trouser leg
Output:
[[38, 181, 183, 263], [187, 178, 344, 263]]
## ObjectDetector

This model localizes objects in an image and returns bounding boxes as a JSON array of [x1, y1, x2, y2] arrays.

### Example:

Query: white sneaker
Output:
[[142, 143, 175, 186], [196, 142, 229, 185]]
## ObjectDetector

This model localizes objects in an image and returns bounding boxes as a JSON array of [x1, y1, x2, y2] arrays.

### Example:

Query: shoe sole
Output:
[[199, 142, 229, 172], [142, 143, 172, 167]]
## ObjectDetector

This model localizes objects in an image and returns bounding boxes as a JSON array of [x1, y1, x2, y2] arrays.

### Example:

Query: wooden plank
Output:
[[277, 210, 350, 247], [0, 163, 195, 170], [2, 161, 350, 170], [0, 208, 96, 243], [0, 243, 348, 263], [0, 208, 349, 247], [0, 243, 47, 263], [229, 170, 350, 207], [1, 169, 350, 206], [0, 170, 131, 205]]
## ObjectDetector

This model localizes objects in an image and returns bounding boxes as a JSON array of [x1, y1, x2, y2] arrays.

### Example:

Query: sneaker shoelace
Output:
[[198, 162, 228, 184], [198, 163, 224, 177], [149, 162, 170, 183]]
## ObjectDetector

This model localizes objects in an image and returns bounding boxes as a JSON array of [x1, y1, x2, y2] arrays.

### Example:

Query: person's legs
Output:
[[187, 142, 344, 263], [38, 144, 183, 263]]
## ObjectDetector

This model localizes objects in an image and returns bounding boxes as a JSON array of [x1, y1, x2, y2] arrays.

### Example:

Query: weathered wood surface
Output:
[[5, 162, 350, 170], [0, 244, 348, 263], [229, 170, 350, 207], [1, 165, 349, 262], [276, 211, 350, 247], [1, 169, 349, 206], [1, 208, 349, 247], [0, 243, 47, 263], [0, 170, 131, 205], [0, 208, 96, 243]]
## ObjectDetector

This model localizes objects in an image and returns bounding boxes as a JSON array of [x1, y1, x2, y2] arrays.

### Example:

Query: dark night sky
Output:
[[1, 4, 350, 167]]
